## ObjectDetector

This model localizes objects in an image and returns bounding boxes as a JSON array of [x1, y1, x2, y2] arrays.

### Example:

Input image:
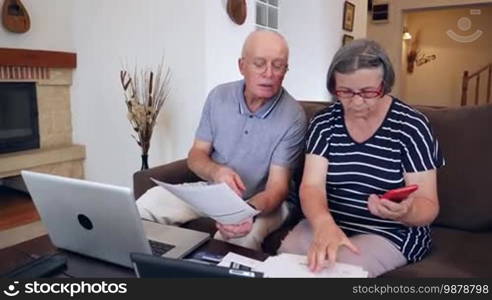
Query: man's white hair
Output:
[[240, 29, 289, 58]]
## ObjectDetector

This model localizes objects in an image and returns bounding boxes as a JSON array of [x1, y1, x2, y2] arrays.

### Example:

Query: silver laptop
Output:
[[21, 170, 210, 268]]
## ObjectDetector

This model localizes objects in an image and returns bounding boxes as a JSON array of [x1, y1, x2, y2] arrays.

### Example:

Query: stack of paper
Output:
[[218, 252, 368, 278], [256, 253, 368, 278]]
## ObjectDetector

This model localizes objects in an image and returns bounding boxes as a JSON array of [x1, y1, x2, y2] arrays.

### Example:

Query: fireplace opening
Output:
[[0, 82, 39, 154]]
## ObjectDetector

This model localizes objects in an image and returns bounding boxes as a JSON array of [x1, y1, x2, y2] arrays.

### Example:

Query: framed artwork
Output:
[[371, 1, 389, 23], [343, 1, 355, 32], [342, 34, 354, 46]]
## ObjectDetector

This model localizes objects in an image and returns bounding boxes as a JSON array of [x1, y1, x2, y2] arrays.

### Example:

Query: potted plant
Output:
[[120, 61, 171, 170]]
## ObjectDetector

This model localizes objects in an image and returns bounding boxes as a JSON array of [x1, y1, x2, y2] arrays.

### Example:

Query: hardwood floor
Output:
[[0, 186, 40, 231]]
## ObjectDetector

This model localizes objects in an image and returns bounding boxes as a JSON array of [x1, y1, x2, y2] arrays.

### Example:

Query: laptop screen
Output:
[[130, 253, 263, 278]]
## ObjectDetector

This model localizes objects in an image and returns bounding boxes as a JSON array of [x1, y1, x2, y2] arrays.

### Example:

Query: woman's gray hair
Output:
[[326, 39, 395, 95]]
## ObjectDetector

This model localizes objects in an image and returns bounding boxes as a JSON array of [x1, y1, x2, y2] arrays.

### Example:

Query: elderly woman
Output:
[[279, 39, 444, 277]]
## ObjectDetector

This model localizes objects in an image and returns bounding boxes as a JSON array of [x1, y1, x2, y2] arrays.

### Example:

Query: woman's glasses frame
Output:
[[334, 82, 385, 99]]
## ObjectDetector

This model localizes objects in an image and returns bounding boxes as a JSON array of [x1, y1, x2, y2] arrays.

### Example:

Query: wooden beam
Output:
[[475, 76, 480, 105], [0, 48, 76, 68], [487, 64, 491, 104], [461, 71, 469, 106]]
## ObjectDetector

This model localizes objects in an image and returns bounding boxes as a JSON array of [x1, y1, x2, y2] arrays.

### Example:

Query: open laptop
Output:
[[21, 170, 210, 268], [130, 253, 263, 278]]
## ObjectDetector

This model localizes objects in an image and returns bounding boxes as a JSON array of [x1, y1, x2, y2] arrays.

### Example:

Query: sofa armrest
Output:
[[132, 158, 201, 200]]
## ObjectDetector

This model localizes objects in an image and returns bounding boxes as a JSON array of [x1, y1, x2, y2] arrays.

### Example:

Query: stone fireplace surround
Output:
[[0, 48, 85, 181]]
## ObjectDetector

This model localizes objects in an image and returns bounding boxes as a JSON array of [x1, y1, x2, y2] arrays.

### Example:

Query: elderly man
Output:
[[137, 30, 306, 251]]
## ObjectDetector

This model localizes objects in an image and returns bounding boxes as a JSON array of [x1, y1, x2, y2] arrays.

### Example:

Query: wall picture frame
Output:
[[343, 1, 355, 32], [371, 1, 389, 23], [342, 34, 354, 46]]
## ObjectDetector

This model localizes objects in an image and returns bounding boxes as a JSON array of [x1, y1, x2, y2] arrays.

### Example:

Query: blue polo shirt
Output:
[[195, 80, 307, 199]]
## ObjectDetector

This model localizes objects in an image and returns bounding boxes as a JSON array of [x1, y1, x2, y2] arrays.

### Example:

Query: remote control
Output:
[[190, 251, 224, 264], [3, 253, 67, 278]]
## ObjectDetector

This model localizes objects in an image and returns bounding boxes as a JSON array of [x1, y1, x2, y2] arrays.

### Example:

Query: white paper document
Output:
[[217, 252, 368, 278], [257, 253, 368, 278], [217, 252, 264, 270], [151, 178, 260, 225]]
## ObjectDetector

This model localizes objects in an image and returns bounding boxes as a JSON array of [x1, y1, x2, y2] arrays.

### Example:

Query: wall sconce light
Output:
[[402, 27, 412, 40]]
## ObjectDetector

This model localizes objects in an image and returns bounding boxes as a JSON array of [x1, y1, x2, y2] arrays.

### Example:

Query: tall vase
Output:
[[140, 154, 149, 170]]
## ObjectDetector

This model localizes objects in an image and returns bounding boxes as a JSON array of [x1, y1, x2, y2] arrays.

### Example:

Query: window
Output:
[[256, 0, 279, 31]]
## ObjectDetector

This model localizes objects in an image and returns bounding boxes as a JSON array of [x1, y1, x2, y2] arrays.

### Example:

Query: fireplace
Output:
[[0, 82, 40, 153], [0, 48, 85, 180]]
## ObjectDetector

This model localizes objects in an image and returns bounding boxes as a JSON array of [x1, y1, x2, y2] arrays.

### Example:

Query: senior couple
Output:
[[137, 30, 444, 277]]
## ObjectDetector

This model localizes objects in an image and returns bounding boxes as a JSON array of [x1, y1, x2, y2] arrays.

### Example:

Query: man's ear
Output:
[[238, 58, 246, 76]]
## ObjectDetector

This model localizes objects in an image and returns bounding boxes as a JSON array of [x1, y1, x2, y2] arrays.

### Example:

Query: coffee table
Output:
[[0, 234, 269, 278]]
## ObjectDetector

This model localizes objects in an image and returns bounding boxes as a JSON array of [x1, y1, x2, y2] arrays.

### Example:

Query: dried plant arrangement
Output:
[[120, 61, 171, 169]]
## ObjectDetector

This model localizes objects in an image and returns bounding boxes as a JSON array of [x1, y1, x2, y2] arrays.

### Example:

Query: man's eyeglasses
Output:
[[335, 82, 384, 99], [245, 58, 289, 75]]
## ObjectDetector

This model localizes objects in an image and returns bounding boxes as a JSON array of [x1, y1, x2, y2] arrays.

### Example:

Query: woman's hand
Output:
[[307, 217, 359, 272], [367, 194, 414, 221]]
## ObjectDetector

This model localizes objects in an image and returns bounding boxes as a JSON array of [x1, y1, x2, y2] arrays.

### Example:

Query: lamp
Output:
[[402, 27, 412, 40]]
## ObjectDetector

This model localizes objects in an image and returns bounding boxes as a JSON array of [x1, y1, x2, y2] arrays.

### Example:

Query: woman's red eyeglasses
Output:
[[335, 82, 384, 99]]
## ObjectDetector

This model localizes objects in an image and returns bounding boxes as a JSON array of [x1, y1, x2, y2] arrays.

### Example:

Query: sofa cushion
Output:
[[300, 101, 330, 121], [381, 227, 492, 277], [418, 104, 492, 231]]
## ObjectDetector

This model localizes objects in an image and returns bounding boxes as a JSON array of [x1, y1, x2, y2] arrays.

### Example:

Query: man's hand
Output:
[[212, 166, 246, 197], [188, 140, 246, 197], [216, 218, 254, 240]]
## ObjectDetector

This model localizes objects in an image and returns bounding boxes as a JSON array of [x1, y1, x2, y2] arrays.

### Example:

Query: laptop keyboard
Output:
[[149, 240, 175, 256]]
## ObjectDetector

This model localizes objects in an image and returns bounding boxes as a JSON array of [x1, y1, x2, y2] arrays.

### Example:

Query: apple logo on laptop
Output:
[[77, 214, 93, 230]]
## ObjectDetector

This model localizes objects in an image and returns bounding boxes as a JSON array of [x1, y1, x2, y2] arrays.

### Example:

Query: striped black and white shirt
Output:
[[306, 98, 444, 262]]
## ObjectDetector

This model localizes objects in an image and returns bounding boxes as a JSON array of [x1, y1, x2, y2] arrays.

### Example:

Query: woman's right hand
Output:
[[307, 217, 359, 272]]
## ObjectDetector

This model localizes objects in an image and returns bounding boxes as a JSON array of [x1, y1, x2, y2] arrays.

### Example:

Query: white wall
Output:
[[71, 0, 206, 187], [0, 0, 74, 51], [280, 0, 367, 101], [204, 0, 256, 92], [351, 0, 368, 40]]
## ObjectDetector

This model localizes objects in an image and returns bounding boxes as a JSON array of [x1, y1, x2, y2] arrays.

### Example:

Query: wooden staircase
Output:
[[461, 63, 492, 106]]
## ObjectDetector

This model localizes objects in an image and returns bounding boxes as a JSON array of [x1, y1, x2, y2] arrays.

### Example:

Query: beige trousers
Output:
[[278, 219, 407, 277], [137, 185, 290, 251]]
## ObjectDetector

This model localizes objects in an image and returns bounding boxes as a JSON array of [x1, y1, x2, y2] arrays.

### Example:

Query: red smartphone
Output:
[[381, 185, 419, 202]]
